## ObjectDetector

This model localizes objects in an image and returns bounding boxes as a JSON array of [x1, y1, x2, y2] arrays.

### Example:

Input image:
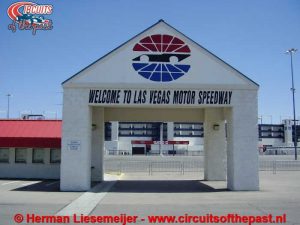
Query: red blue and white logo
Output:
[[7, 2, 53, 35], [132, 34, 191, 82]]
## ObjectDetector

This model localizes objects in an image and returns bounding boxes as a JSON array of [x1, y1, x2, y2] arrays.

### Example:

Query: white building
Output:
[[105, 121, 203, 155]]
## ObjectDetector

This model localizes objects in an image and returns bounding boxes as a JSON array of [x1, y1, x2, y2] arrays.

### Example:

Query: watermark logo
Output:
[[132, 34, 191, 82], [7, 2, 53, 35]]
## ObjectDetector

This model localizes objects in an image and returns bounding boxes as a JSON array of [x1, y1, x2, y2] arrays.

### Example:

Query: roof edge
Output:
[[160, 21, 259, 87], [62, 19, 259, 88], [62, 19, 165, 85]]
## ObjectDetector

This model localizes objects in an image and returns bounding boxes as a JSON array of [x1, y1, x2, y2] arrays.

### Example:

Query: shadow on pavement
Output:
[[107, 180, 228, 193], [11, 180, 228, 193], [11, 180, 102, 192], [12, 180, 60, 192]]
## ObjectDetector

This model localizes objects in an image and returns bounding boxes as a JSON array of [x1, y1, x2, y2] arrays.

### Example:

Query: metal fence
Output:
[[269, 160, 300, 174], [260, 147, 300, 155], [104, 157, 300, 175], [106, 150, 204, 156], [104, 158, 203, 175]]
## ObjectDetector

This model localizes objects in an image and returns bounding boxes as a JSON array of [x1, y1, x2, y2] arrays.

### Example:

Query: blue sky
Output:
[[0, 0, 299, 123]]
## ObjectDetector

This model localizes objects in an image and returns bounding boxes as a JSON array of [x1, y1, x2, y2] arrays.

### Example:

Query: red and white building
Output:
[[0, 120, 61, 179]]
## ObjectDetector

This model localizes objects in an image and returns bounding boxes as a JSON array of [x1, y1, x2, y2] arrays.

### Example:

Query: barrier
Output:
[[104, 157, 300, 175], [106, 149, 204, 156]]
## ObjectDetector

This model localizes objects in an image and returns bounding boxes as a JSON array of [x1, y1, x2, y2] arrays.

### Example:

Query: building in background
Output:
[[0, 119, 61, 179], [0, 117, 299, 180], [106, 120, 300, 155], [105, 122, 203, 155]]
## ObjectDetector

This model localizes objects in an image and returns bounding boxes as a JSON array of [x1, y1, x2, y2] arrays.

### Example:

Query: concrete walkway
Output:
[[56, 174, 121, 216], [90, 172, 300, 225]]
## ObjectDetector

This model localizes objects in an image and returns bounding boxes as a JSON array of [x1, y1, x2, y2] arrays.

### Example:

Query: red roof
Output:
[[0, 120, 61, 148]]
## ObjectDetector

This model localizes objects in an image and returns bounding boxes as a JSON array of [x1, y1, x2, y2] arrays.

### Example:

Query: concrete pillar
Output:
[[60, 89, 92, 191], [225, 101, 259, 190], [111, 121, 119, 141], [167, 122, 174, 140], [91, 107, 104, 181], [283, 119, 293, 146], [109, 121, 119, 153], [204, 108, 226, 181]]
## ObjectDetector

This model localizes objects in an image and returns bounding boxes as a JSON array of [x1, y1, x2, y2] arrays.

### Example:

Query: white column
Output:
[[110, 121, 119, 152], [204, 108, 226, 181], [283, 119, 293, 146], [160, 123, 164, 155], [167, 122, 174, 140], [225, 95, 259, 191], [60, 89, 92, 191], [111, 121, 119, 141], [91, 107, 104, 181]]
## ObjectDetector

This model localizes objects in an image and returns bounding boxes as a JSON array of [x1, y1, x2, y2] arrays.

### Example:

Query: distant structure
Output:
[[21, 114, 45, 120]]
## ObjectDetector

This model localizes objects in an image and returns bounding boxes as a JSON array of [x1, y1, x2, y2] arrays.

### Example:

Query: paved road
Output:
[[1, 171, 300, 225]]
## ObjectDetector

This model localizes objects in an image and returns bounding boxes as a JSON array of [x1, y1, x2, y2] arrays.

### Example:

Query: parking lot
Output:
[[0, 179, 81, 224]]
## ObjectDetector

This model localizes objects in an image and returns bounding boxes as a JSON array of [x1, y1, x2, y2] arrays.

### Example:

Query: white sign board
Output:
[[88, 89, 233, 106], [67, 140, 81, 151]]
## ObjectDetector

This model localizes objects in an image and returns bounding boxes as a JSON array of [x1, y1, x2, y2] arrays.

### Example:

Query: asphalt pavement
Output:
[[1, 171, 300, 225]]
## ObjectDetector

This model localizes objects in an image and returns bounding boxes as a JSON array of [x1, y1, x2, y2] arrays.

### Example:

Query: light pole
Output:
[[286, 48, 298, 160], [6, 94, 11, 119]]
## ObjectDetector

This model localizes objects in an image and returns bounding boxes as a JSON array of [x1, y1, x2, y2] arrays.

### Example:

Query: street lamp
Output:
[[286, 48, 298, 160], [6, 94, 11, 119]]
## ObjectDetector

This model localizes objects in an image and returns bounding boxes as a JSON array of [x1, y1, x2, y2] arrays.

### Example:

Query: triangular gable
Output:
[[62, 20, 259, 90]]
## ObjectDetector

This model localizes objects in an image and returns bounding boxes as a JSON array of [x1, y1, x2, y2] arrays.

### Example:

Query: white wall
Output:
[[105, 136, 204, 154], [204, 108, 226, 181], [0, 148, 60, 179], [61, 88, 92, 191], [259, 138, 284, 147], [173, 137, 203, 151], [225, 90, 259, 191], [283, 119, 294, 146]]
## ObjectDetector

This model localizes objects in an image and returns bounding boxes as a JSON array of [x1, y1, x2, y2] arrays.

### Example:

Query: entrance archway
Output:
[[60, 20, 259, 191]]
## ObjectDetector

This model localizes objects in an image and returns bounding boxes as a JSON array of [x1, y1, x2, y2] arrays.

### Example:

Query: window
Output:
[[0, 148, 9, 163], [50, 149, 61, 163], [105, 122, 112, 141], [15, 148, 27, 163], [32, 148, 44, 163]]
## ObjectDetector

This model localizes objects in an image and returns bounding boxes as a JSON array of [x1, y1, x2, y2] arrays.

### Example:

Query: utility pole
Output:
[[6, 94, 11, 119], [286, 48, 298, 160]]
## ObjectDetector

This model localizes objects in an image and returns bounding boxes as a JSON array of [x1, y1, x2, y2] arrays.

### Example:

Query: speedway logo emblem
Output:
[[7, 2, 53, 35], [132, 34, 191, 82]]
